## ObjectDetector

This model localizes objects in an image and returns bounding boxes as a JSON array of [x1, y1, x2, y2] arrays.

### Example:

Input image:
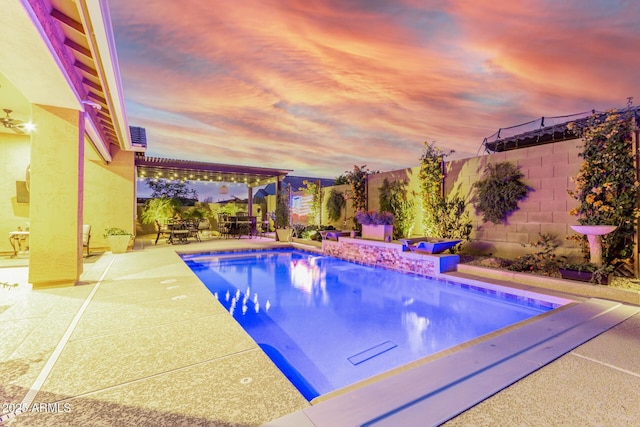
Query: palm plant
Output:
[[140, 197, 179, 225]]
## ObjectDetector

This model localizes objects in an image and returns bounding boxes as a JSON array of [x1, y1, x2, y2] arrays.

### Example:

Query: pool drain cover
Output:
[[348, 341, 397, 365]]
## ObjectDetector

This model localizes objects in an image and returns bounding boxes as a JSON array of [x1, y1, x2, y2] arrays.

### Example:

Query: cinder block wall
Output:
[[443, 139, 583, 258], [360, 138, 584, 259], [320, 183, 352, 230]]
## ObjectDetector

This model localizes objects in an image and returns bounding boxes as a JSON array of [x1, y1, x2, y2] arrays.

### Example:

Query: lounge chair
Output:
[[321, 230, 352, 241], [400, 237, 462, 254]]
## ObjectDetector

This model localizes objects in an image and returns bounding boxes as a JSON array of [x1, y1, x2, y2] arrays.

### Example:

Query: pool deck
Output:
[[1, 236, 639, 426]]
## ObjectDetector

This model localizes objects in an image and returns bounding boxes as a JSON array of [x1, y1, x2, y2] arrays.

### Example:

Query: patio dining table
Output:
[[166, 220, 196, 244], [225, 216, 256, 239]]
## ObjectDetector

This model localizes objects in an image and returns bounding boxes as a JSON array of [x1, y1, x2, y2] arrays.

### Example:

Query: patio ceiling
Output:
[[0, 1, 134, 157], [49, 0, 132, 152], [135, 154, 292, 188]]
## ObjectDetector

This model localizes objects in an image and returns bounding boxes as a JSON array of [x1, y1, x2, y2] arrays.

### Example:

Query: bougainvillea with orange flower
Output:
[[568, 108, 640, 269]]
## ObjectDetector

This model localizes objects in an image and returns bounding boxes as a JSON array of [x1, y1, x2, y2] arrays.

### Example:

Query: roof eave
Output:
[[80, 0, 132, 151]]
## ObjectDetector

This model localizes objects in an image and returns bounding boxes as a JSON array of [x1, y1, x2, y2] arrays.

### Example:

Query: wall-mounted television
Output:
[[16, 181, 29, 203]]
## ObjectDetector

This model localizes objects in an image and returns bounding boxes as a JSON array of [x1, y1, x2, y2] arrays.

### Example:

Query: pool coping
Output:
[[182, 246, 612, 426], [293, 298, 639, 427], [180, 243, 639, 426], [4, 237, 639, 426], [457, 263, 640, 305]]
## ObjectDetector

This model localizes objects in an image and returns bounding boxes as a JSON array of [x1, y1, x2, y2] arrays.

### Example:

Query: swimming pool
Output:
[[182, 249, 563, 400]]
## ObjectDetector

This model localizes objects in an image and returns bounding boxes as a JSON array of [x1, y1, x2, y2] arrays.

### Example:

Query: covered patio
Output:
[[0, 0, 141, 287], [135, 153, 292, 217]]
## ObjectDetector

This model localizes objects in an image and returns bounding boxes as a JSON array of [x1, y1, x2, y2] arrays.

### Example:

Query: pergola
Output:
[[134, 153, 292, 213]]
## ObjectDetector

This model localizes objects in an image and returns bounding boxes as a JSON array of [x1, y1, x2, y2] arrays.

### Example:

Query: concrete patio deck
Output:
[[1, 236, 639, 426]]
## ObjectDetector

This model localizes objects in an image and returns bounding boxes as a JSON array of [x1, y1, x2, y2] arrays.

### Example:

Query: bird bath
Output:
[[570, 225, 617, 266]]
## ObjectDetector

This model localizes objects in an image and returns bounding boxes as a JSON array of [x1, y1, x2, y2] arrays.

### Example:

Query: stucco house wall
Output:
[[0, 133, 31, 253]]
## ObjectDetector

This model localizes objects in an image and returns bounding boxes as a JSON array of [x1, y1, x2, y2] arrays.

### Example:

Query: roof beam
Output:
[[50, 8, 85, 34], [82, 77, 102, 91], [73, 60, 98, 77], [64, 38, 92, 59], [87, 92, 106, 105]]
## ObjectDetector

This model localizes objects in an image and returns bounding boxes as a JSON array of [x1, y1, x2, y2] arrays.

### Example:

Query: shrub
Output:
[[103, 227, 132, 238], [418, 142, 448, 236], [275, 187, 290, 228], [326, 188, 345, 222], [567, 109, 640, 269], [431, 196, 472, 252], [379, 178, 416, 239], [345, 165, 377, 231], [301, 180, 321, 226], [291, 223, 306, 238], [507, 233, 565, 275], [473, 162, 530, 224], [140, 197, 179, 225], [354, 210, 395, 225]]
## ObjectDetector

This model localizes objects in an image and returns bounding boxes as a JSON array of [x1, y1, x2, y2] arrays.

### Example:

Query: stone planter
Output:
[[559, 268, 612, 285], [276, 228, 293, 242], [361, 224, 393, 241], [107, 235, 131, 254]]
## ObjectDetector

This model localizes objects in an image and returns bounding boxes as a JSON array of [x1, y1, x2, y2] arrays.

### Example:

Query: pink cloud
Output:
[[110, 0, 639, 177]]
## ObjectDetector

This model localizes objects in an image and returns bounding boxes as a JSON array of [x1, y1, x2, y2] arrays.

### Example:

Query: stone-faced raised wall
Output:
[[322, 237, 459, 277]]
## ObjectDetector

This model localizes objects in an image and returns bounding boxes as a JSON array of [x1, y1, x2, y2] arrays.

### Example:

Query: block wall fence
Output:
[[442, 139, 582, 258], [321, 139, 585, 260]]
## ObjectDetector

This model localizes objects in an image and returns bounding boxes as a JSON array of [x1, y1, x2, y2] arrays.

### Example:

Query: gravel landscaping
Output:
[[458, 255, 640, 293]]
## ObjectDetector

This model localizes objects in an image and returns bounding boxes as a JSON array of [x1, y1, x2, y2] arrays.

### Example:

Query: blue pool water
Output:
[[182, 249, 561, 400]]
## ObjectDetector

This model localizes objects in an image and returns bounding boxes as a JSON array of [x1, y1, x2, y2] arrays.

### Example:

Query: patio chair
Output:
[[187, 219, 201, 242], [198, 219, 211, 239], [82, 224, 91, 256], [218, 213, 231, 239], [154, 220, 172, 244], [257, 220, 270, 237]]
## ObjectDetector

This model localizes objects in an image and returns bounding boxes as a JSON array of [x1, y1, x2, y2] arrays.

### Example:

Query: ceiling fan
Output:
[[1, 109, 26, 133]]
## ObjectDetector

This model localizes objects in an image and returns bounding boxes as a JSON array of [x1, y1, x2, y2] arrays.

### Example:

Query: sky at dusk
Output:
[[109, 0, 639, 179]]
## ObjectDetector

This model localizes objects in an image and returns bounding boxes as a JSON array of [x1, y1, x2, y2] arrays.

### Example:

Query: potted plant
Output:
[[355, 210, 395, 241], [559, 262, 614, 285], [103, 227, 133, 254], [275, 188, 292, 242]]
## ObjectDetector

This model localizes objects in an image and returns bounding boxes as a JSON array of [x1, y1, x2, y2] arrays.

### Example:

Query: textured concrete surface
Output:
[[445, 322, 640, 427], [1, 235, 639, 426], [1, 236, 309, 426]]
